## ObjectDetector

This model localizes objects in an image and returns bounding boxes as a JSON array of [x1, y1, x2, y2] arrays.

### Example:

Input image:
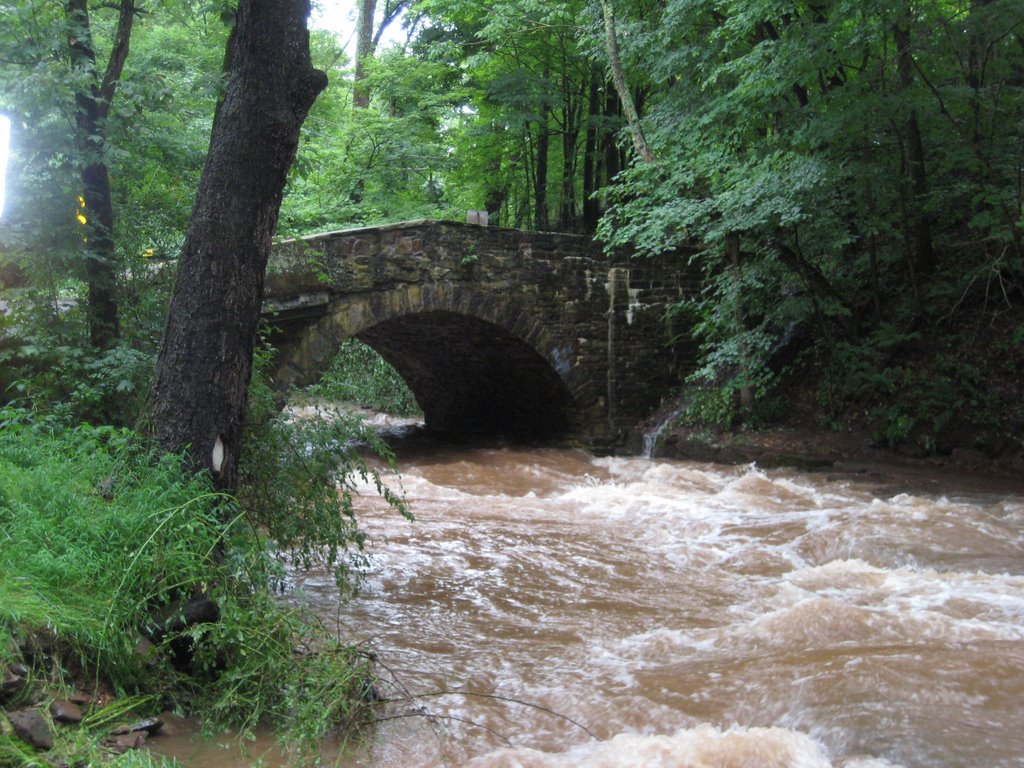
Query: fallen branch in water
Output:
[[382, 689, 597, 740], [373, 710, 513, 747]]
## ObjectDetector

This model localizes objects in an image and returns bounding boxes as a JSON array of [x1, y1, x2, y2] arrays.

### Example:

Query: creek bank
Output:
[[0, 635, 176, 764], [636, 400, 1024, 494]]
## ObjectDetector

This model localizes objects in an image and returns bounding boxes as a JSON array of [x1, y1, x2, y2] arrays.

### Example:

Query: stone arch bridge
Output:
[[262, 220, 697, 452]]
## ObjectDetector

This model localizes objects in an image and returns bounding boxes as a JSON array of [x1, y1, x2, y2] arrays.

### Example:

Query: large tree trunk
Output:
[[145, 0, 327, 492]]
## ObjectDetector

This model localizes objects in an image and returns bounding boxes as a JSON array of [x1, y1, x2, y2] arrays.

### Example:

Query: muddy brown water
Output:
[[154, 434, 1024, 767]]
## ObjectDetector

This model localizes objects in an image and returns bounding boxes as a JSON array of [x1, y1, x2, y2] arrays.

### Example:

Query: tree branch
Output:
[[372, 0, 408, 49], [98, 0, 136, 118], [599, 0, 654, 163]]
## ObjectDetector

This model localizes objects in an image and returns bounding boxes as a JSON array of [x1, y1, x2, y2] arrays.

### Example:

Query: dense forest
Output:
[[2, 0, 1023, 451], [0, 0, 1022, 763]]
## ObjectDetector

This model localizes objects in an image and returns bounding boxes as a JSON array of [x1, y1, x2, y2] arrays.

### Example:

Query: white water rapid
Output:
[[157, 441, 1024, 767]]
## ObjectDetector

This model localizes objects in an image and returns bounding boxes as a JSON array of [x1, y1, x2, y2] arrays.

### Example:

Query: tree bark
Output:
[[558, 100, 580, 231], [65, 0, 136, 348], [534, 66, 551, 231], [893, 12, 935, 273], [726, 233, 754, 413], [582, 75, 601, 232], [599, 0, 654, 163], [603, 86, 621, 182], [145, 0, 327, 492], [353, 0, 376, 108]]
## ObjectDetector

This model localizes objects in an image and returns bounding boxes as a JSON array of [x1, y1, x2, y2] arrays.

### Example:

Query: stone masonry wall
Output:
[[263, 220, 698, 452]]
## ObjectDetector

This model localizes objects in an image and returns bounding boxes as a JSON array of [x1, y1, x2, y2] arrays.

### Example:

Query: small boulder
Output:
[[49, 700, 83, 724], [2, 667, 27, 700], [111, 716, 163, 736], [67, 691, 91, 706], [104, 731, 148, 753], [7, 708, 54, 750]]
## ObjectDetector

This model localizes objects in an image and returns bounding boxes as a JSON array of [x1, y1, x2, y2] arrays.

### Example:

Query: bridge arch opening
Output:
[[351, 311, 577, 440]]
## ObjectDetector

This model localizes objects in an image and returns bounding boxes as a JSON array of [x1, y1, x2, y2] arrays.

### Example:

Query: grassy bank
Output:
[[0, 407, 384, 766]]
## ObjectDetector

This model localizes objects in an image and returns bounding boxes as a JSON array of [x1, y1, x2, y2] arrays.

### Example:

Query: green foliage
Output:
[[0, 284, 156, 424], [0, 409, 222, 687], [404, 0, 601, 230], [239, 343, 412, 594], [0, 408, 383, 761], [816, 324, 1012, 453], [594, 0, 1024, 444], [279, 31, 468, 234], [309, 338, 421, 417], [5, 341, 154, 426], [276, 643, 376, 760], [680, 383, 737, 433]]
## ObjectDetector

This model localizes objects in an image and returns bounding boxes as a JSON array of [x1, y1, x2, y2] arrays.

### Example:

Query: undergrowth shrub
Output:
[[815, 327, 1009, 452], [0, 408, 224, 690], [0, 294, 155, 426], [0, 403, 393, 763], [239, 344, 411, 593]]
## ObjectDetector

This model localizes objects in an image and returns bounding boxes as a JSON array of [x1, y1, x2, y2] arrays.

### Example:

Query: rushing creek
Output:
[[157, 428, 1024, 767]]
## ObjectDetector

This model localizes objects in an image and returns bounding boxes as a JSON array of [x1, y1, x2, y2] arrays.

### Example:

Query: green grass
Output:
[[0, 412, 223, 687], [0, 407, 380, 765]]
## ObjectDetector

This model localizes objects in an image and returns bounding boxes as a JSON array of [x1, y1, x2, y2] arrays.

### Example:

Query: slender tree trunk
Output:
[[522, 131, 536, 228], [146, 0, 327, 492], [65, 0, 135, 348], [353, 0, 376, 108], [893, 12, 935, 273], [599, 0, 654, 163], [582, 75, 601, 232], [966, 0, 991, 144], [603, 86, 621, 183], [559, 102, 580, 231], [78, 161, 119, 349], [726, 233, 754, 413], [534, 67, 551, 231], [865, 177, 883, 318]]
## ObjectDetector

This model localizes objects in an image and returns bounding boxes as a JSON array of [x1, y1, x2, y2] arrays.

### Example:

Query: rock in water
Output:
[[111, 716, 163, 735], [105, 731, 148, 753]]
